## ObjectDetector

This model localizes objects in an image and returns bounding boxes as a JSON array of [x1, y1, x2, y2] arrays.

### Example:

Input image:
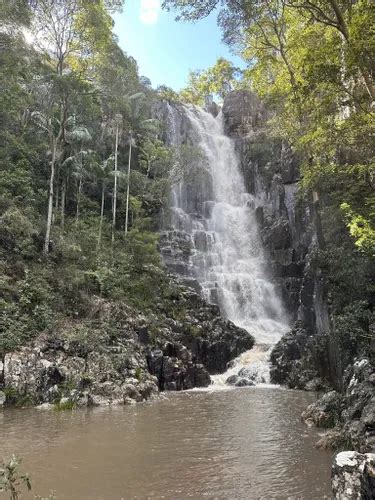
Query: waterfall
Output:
[[163, 104, 289, 386]]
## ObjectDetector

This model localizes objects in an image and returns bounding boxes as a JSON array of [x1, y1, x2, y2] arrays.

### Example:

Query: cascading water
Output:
[[163, 104, 289, 386]]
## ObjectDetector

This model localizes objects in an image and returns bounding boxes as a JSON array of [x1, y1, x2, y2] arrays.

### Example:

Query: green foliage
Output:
[[3, 388, 35, 408], [0, 0, 180, 358], [135, 366, 143, 381], [54, 399, 76, 411], [156, 85, 180, 102], [341, 202, 375, 256], [179, 57, 241, 104], [0, 455, 31, 500], [63, 325, 109, 358]]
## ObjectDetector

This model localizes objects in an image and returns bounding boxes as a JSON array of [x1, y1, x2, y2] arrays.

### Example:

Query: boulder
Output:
[[146, 343, 211, 391], [332, 451, 375, 499], [302, 391, 344, 428], [226, 374, 255, 387], [189, 324, 254, 374]]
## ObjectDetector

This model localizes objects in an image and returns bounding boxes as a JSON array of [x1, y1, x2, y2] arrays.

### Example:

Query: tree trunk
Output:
[[146, 159, 151, 178], [75, 176, 82, 227], [55, 170, 59, 210], [97, 183, 105, 255], [361, 69, 375, 101], [112, 123, 119, 246], [61, 179, 65, 227], [124, 131, 132, 237], [44, 138, 56, 254]]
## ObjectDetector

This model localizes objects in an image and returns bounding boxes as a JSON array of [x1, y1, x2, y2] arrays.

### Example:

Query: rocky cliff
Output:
[[222, 90, 315, 329]]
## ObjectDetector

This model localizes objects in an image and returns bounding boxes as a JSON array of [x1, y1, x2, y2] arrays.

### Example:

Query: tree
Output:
[[31, 108, 66, 253], [31, 0, 80, 76], [139, 138, 170, 179], [288, 0, 375, 100], [93, 154, 114, 254], [111, 113, 122, 247], [122, 92, 160, 236], [63, 125, 93, 226], [179, 58, 240, 104], [163, 0, 374, 102]]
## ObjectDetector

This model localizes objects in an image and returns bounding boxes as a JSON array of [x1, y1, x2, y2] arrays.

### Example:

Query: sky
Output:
[[113, 0, 245, 91]]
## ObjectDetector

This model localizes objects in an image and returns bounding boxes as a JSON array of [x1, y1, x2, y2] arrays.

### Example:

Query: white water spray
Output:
[[167, 105, 289, 387]]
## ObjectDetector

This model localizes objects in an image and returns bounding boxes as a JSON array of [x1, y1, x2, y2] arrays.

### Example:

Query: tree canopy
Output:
[[163, 0, 375, 254]]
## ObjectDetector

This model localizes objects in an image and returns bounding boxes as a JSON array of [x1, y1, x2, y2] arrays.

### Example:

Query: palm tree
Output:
[[110, 113, 123, 247], [62, 125, 92, 227], [123, 93, 159, 236], [92, 154, 114, 255]]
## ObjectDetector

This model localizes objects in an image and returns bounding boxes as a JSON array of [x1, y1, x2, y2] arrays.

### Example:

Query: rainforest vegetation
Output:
[[0, 2, 375, 497], [1, 0, 374, 370], [1, 0, 182, 357]]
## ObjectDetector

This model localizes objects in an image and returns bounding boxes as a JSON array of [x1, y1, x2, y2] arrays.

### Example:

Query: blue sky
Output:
[[113, 0, 244, 91]]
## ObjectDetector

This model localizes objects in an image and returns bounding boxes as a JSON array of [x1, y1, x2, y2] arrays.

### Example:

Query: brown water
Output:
[[0, 387, 333, 499]]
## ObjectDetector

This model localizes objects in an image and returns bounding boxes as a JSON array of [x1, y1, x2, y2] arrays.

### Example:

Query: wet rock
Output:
[[138, 327, 150, 345], [270, 322, 328, 390], [238, 366, 266, 384], [303, 359, 375, 453], [146, 343, 210, 391], [36, 402, 53, 410], [340, 359, 375, 452], [262, 218, 292, 251], [189, 323, 254, 375], [185, 364, 211, 389], [236, 378, 255, 387], [302, 391, 344, 428], [226, 374, 255, 387], [331, 451, 375, 499], [226, 374, 239, 385], [205, 100, 219, 118]]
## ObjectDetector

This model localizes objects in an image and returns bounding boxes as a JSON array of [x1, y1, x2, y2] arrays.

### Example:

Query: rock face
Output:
[[148, 282, 254, 378], [300, 359, 375, 453], [270, 322, 330, 390], [0, 281, 254, 407], [146, 345, 210, 391], [302, 391, 344, 428], [2, 333, 159, 408], [222, 90, 316, 327], [332, 451, 375, 499], [222, 90, 269, 136], [220, 90, 375, 455]]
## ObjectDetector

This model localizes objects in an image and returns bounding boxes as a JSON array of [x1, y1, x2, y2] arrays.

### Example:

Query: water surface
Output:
[[0, 388, 332, 499]]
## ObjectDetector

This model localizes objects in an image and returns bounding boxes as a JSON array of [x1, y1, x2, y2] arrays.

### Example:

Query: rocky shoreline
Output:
[[0, 281, 254, 409]]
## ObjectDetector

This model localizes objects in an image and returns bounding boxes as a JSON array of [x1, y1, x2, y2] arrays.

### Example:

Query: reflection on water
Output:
[[0, 388, 332, 499]]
